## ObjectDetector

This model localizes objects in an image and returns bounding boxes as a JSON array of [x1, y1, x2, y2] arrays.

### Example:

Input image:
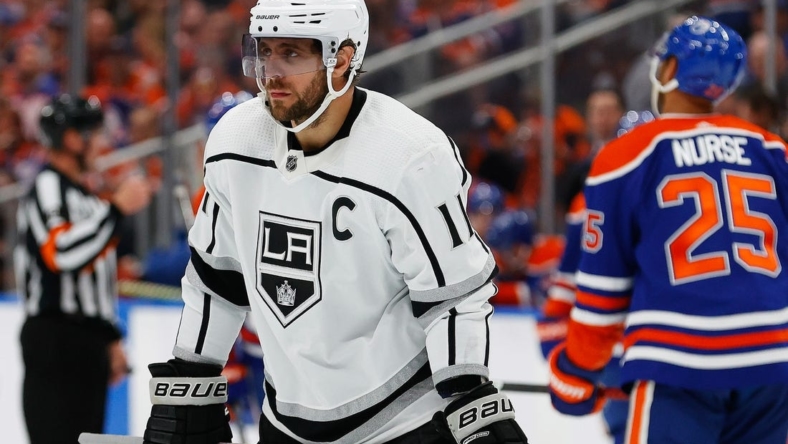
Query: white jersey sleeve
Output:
[[173, 141, 249, 366], [384, 139, 497, 390]]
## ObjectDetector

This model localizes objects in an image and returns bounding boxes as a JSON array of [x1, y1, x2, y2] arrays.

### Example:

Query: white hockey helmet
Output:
[[243, 0, 370, 133]]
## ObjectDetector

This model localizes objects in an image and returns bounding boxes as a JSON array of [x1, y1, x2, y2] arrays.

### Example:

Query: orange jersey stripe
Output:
[[40, 223, 72, 272], [589, 115, 788, 181], [624, 327, 788, 351], [542, 298, 573, 318], [537, 318, 568, 341], [626, 381, 652, 444], [552, 279, 575, 291], [576, 290, 630, 311]]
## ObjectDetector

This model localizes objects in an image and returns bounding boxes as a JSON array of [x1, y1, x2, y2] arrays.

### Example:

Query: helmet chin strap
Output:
[[649, 57, 679, 117], [257, 62, 357, 134]]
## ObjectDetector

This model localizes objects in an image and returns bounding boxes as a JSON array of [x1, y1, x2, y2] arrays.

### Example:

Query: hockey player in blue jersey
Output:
[[548, 16, 788, 444], [538, 110, 653, 444]]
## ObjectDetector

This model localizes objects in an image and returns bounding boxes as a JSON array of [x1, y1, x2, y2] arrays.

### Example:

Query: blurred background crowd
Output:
[[0, 0, 785, 306]]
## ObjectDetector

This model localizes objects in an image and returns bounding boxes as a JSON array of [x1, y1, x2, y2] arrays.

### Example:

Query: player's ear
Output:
[[332, 45, 355, 80], [660, 56, 679, 84]]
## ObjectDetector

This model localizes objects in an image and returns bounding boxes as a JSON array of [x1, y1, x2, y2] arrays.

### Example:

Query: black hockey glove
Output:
[[143, 359, 232, 444], [432, 382, 528, 444]]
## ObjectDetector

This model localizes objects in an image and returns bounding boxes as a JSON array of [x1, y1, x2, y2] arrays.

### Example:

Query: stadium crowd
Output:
[[0, 0, 785, 296]]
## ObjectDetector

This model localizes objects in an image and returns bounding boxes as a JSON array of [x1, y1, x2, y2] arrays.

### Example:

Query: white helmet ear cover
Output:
[[649, 56, 680, 94], [649, 57, 679, 116]]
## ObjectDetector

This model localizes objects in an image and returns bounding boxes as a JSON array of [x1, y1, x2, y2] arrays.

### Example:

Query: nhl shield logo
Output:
[[256, 211, 322, 327], [285, 154, 298, 172]]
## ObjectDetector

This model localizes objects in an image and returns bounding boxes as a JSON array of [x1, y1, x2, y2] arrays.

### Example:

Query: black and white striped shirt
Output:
[[15, 165, 124, 338]]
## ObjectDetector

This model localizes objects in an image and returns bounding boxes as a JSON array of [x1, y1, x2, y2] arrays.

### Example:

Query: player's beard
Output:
[[267, 72, 330, 127]]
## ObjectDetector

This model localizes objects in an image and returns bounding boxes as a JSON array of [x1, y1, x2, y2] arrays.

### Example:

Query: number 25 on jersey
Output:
[[582, 169, 781, 285], [657, 170, 780, 284]]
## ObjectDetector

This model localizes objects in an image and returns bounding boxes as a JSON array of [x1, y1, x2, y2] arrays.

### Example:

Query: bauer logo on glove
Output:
[[151, 378, 228, 402], [449, 393, 515, 432]]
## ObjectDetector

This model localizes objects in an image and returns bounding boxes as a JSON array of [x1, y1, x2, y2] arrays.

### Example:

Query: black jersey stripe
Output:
[[174, 305, 185, 346], [447, 135, 468, 187], [474, 232, 490, 255], [456, 194, 473, 239], [194, 293, 211, 354], [205, 153, 277, 168], [63, 224, 118, 272], [201, 191, 210, 214], [311, 170, 446, 287], [484, 308, 493, 366], [206, 202, 220, 254], [31, 193, 51, 241], [410, 300, 444, 318], [189, 247, 249, 307], [265, 362, 432, 442], [26, 230, 60, 312], [55, 207, 116, 252], [448, 308, 458, 365], [57, 173, 70, 221]]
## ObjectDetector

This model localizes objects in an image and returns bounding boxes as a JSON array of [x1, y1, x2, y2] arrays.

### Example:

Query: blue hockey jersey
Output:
[[569, 114, 788, 390]]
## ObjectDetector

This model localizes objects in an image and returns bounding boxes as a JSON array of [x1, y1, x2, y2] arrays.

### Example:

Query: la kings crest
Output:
[[256, 211, 322, 327]]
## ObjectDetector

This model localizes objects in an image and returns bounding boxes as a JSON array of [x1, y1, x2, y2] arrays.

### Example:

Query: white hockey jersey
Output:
[[173, 88, 498, 443]]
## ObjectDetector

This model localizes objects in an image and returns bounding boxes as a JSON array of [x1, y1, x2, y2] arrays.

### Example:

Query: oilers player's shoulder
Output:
[[588, 119, 665, 185], [714, 114, 788, 149], [203, 96, 277, 162]]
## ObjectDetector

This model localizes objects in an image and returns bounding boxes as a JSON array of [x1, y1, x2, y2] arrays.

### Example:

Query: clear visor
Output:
[[242, 34, 325, 79]]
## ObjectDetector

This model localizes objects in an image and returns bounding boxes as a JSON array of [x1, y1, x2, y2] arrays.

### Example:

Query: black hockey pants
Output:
[[20, 315, 111, 444]]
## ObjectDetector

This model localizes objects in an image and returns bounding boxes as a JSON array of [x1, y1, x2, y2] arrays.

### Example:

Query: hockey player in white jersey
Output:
[[142, 1, 528, 443]]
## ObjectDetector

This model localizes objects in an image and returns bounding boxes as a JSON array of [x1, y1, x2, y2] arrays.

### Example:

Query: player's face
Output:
[[586, 91, 622, 141], [260, 39, 328, 124], [62, 128, 97, 172], [265, 70, 329, 124]]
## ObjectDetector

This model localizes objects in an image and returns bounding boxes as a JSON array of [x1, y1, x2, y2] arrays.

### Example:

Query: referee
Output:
[[16, 95, 156, 444]]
